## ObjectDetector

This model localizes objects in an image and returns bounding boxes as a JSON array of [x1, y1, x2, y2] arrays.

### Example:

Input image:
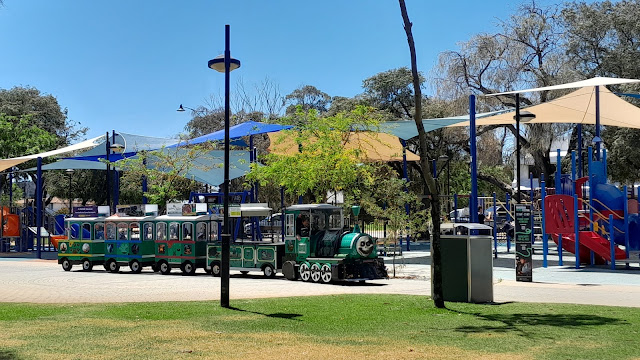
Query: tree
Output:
[[362, 67, 424, 119], [399, 0, 444, 308], [247, 106, 388, 201], [0, 115, 58, 160], [284, 85, 331, 115], [0, 86, 86, 146], [433, 1, 575, 193]]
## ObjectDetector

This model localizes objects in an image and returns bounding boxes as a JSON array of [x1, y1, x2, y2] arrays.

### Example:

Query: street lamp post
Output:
[[514, 93, 536, 204], [208, 24, 241, 308], [65, 169, 74, 214]]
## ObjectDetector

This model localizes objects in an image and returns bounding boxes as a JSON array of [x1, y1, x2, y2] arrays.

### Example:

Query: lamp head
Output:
[[438, 154, 449, 162], [208, 54, 241, 73], [513, 110, 536, 122], [65, 168, 74, 174], [177, 104, 186, 112], [109, 143, 125, 153]]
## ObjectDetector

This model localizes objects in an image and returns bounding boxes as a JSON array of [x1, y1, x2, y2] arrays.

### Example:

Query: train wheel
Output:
[[299, 262, 311, 282], [320, 264, 332, 283], [107, 259, 120, 273], [181, 261, 196, 276], [61, 258, 72, 272], [158, 261, 171, 275], [310, 263, 321, 283], [210, 261, 221, 277], [240, 271, 249, 276], [262, 264, 275, 278], [81, 259, 93, 272], [129, 260, 142, 274]]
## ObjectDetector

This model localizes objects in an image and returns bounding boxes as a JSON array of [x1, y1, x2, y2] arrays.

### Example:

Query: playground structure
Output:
[[542, 147, 640, 269], [0, 205, 61, 254]]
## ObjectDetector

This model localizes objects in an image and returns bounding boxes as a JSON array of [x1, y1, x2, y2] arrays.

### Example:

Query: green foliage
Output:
[[603, 127, 640, 184], [44, 169, 108, 207], [362, 67, 425, 119], [284, 85, 331, 115], [247, 106, 383, 202], [0, 114, 57, 159]]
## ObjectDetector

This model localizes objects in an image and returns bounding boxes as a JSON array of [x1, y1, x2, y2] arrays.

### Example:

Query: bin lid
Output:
[[452, 223, 493, 236]]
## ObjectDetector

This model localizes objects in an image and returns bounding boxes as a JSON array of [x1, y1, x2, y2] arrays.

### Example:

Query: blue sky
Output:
[[0, 0, 553, 141]]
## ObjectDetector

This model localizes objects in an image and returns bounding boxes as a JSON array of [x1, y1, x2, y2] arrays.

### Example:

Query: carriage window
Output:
[[182, 223, 193, 240], [328, 212, 343, 230], [196, 222, 207, 241], [143, 222, 154, 241], [169, 223, 179, 240], [311, 212, 326, 231], [69, 223, 78, 239], [210, 221, 219, 241], [106, 223, 116, 240], [95, 223, 105, 240], [156, 222, 167, 241], [286, 214, 295, 237], [117, 223, 128, 240], [82, 223, 92, 240], [129, 223, 140, 240]]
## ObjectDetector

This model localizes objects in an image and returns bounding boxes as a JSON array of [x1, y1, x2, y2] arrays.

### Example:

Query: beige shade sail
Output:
[[0, 135, 105, 172], [449, 86, 640, 129], [268, 131, 420, 162]]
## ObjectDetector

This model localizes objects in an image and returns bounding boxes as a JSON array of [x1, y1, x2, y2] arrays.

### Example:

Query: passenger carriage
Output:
[[103, 205, 158, 273], [58, 216, 107, 272]]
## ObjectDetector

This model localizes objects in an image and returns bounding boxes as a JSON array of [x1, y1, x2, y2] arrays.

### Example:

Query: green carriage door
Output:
[[230, 245, 243, 267], [243, 247, 255, 268], [116, 223, 129, 256], [142, 222, 155, 258], [155, 222, 167, 256], [168, 222, 181, 263]]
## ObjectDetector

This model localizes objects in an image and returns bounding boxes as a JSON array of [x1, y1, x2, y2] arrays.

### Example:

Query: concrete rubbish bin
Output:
[[433, 223, 493, 303]]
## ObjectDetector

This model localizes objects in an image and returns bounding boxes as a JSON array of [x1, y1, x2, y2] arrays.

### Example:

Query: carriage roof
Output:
[[286, 204, 342, 212], [153, 214, 212, 221]]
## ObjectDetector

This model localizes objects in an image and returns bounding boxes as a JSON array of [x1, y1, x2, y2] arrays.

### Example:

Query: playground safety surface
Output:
[[1, 242, 639, 307]]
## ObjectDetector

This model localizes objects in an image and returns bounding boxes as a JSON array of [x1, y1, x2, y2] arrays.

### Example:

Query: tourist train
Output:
[[57, 203, 388, 283]]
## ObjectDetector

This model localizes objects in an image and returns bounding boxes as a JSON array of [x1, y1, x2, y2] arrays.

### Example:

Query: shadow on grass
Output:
[[228, 307, 302, 321], [0, 350, 19, 360], [450, 308, 626, 337]]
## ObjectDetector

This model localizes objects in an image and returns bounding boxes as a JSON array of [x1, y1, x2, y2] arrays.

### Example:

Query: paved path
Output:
[[1, 244, 639, 307]]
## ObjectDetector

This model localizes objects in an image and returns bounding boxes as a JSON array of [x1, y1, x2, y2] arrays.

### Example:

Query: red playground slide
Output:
[[552, 231, 627, 265]]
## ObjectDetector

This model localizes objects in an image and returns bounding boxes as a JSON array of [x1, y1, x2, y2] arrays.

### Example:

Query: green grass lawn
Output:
[[1, 295, 639, 360]]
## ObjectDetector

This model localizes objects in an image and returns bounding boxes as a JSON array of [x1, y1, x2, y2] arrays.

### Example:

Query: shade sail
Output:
[[0, 135, 104, 172], [170, 121, 293, 148], [450, 86, 640, 129], [268, 131, 420, 162], [487, 76, 640, 96], [70, 132, 179, 160], [378, 111, 509, 140]]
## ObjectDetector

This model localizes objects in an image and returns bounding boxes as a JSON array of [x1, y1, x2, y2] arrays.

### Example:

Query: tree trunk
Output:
[[399, 0, 445, 309]]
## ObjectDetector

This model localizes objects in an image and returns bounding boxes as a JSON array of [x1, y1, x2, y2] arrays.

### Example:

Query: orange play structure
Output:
[[1, 206, 19, 237]]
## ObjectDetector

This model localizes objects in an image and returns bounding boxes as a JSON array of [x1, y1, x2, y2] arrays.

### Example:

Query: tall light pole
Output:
[[208, 24, 241, 308], [514, 93, 536, 204]]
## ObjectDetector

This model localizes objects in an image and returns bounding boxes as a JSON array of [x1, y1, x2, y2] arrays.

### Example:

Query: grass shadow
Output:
[[449, 306, 626, 337], [228, 306, 302, 321], [0, 350, 19, 360]]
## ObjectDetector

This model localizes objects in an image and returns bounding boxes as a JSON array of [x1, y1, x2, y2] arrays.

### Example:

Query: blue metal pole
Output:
[[595, 86, 601, 160], [36, 157, 42, 259], [624, 185, 630, 261], [577, 124, 583, 178], [253, 146, 259, 201], [541, 175, 548, 267], [588, 146, 594, 231], [602, 148, 607, 179], [249, 135, 254, 202], [556, 149, 561, 194], [493, 192, 497, 258], [609, 214, 616, 270], [574, 182, 580, 269], [469, 95, 478, 223]]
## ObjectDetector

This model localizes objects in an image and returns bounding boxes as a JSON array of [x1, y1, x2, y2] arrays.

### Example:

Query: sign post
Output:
[[514, 204, 533, 282]]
